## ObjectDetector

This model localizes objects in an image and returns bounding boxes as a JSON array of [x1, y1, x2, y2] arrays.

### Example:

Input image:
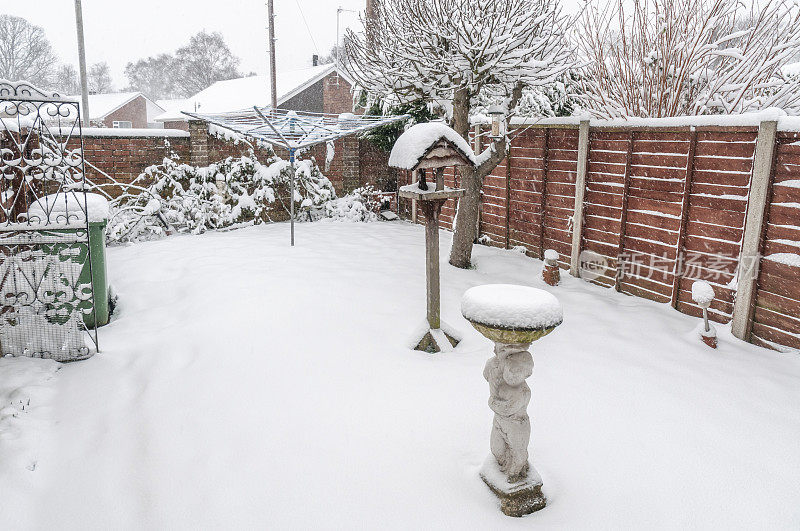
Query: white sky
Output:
[[4, 0, 367, 90]]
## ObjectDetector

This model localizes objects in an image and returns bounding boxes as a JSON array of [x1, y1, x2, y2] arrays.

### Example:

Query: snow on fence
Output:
[[399, 117, 800, 353]]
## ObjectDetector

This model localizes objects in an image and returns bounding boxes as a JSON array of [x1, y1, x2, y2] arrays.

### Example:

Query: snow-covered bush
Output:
[[476, 73, 580, 118], [106, 148, 335, 244], [323, 184, 382, 223]]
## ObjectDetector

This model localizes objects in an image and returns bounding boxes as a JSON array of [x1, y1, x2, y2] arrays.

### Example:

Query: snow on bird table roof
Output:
[[389, 122, 476, 170], [461, 284, 563, 330]]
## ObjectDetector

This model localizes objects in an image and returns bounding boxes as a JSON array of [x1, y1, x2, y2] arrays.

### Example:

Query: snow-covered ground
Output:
[[2, 221, 799, 530]]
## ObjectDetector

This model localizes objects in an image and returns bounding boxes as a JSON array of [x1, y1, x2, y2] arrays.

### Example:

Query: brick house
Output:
[[156, 62, 395, 194], [71, 92, 165, 129], [154, 63, 358, 130]]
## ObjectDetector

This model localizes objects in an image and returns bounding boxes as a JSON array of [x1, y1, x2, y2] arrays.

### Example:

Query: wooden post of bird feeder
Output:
[[390, 124, 475, 352]]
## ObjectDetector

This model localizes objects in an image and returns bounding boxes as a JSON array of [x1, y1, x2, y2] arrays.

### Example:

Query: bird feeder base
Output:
[[413, 327, 460, 353], [480, 457, 546, 517]]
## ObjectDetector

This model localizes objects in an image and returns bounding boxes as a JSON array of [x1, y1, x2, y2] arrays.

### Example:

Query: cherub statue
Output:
[[483, 341, 534, 482]]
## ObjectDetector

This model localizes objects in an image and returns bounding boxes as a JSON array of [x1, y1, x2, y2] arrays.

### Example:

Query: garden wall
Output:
[[76, 129, 190, 197], [64, 122, 390, 199], [398, 116, 800, 353]]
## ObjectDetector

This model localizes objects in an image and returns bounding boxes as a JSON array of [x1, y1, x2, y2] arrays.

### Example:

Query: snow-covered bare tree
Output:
[[88, 62, 114, 93], [174, 31, 241, 97], [344, 0, 573, 268], [575, 0, 800, 117], [54, 64, 81, 95], [0, 15, 58, 87], [125, 53, 179, 99]]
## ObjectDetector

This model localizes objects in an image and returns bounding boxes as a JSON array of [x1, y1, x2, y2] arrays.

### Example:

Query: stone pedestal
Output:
[[461, 284, 563, 517], [480, 456, 546, 517]]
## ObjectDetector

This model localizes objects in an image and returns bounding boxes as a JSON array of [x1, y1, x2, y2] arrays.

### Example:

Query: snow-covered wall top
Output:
[[77, 128, 190, 138], [389, 122, 476, 170], [0, 120, 189, 138]]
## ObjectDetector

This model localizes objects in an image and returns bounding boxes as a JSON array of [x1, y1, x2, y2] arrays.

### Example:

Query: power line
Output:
[[294, 0, 320, 54]]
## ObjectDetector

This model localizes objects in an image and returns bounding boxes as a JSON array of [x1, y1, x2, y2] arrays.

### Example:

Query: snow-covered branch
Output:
[[575, 0, 800, 117], [344, 0, 574, 132]]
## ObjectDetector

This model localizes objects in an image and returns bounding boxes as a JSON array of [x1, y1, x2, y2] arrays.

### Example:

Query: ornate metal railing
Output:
[[0, 79, 98, 361]]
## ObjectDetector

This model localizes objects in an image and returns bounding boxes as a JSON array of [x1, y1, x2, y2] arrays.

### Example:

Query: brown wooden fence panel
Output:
[[676, 130, 757, 322], [540, 128, 578, 266], [618, 131, 689, 303], [508, 129, 547, 256], [582, 130, 627, 287], [752, 131, 800, 350], [480, 158, 508, 246]]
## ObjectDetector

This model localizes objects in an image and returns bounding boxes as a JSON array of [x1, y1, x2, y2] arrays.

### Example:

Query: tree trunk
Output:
[[451, 87, 471, 139], [448, 83, 523, 269], [449, 166, 482, 269]]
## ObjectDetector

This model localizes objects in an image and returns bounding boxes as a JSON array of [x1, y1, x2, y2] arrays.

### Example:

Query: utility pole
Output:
[[74, 0, 90, 126], [267, 0, 277, 110], [336, 6, 357, 68]]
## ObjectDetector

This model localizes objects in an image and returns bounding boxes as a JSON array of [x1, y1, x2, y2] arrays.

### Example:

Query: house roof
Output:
[[155, 98, 189, 116], [154, 63, 352, 122], [67, 92, 164, 121]]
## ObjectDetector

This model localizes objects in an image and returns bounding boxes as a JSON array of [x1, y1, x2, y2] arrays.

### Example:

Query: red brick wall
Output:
[[163, 120, 189, 131], [101, 96, 148, 129], [359, 140, 393, 190], [77, 133, 190, 197], [322, 72, 356, 115]]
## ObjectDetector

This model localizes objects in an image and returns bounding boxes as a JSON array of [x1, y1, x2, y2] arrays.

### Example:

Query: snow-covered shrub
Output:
[[106, 148, 335, 244], [323, 184, 382, 222]]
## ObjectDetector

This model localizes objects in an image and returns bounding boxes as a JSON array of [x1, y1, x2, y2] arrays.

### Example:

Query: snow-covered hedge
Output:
[[323, 184, 383, 223], [106, 148, 336, 244]]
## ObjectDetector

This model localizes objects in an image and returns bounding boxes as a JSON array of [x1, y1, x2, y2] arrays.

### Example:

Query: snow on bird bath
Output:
[[461, 284, 563, 330], [388, 122, 476, 170]]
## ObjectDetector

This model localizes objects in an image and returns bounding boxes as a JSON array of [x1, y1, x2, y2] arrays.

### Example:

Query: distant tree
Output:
[[88, 62, 113, 93], [174, 31, 241, 97], [0, 15, 58, 87], [317, 45, 345, 66], [125, 53, 178, 99], [344, 0, 574, 269], [575, 0, 800, 117], [53, 64, 81, 95]]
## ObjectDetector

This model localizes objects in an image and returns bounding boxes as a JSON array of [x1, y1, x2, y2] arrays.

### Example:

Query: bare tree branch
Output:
[[575, 0, 800, 117]]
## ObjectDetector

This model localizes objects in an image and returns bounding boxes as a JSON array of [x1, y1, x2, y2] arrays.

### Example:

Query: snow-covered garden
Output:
[[1, 221, 799, 529]]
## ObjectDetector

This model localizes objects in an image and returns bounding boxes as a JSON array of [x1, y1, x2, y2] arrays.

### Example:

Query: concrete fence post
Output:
[[731, 120, 778, 341], [569, 119, 591, 277]]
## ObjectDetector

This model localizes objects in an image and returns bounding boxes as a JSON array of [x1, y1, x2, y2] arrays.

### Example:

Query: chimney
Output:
[[312, 54, 319, 66]]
